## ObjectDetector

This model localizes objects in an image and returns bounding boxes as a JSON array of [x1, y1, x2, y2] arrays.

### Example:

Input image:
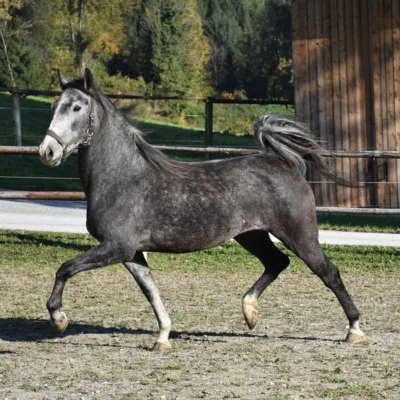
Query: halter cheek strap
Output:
[[46, 128, 67, 149]]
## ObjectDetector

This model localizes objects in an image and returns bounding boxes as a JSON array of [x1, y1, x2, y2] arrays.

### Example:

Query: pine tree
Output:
[[0, 0, 52, 88], [199, 0, 251, 92], [237, 0, 293, 99], [123, 0, 209, 96]]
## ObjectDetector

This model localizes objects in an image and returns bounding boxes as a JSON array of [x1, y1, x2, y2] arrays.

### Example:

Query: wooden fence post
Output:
[[12, 90, 22, 146], [204, 99, 213, 147]]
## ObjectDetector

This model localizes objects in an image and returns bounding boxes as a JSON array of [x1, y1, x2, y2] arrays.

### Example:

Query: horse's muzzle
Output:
[[39, 135, 64, 167]]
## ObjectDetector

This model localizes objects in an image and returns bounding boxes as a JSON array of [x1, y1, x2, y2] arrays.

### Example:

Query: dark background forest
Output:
[[0, 0, 292, 100]]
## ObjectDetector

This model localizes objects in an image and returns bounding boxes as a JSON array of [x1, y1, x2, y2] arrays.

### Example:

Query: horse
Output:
[[39, 69, 364, 351]]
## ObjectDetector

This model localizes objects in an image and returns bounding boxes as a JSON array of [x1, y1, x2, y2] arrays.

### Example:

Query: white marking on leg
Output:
[[152, 295, 171, 344], [348, 320, 364, 336], [242, 294, 259, 330], [345, 319, 365, 344], [51, 309, 66, 324], [125, 262, 171, 349]]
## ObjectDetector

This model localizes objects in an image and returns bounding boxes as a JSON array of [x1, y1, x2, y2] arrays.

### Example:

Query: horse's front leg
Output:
[[124, 252, 172, 352], [47, 240, 125, 333]]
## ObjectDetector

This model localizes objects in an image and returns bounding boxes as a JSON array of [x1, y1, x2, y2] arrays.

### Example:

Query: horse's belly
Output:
[[144, 220, 262, 253], [145, 235, 233, 253]]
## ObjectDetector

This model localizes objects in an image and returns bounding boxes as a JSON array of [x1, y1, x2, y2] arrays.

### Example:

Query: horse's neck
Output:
[[78, 121, 144, 196]]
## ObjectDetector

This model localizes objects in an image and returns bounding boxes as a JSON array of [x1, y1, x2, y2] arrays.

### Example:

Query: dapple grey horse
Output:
[[39, 69, 364, 351]]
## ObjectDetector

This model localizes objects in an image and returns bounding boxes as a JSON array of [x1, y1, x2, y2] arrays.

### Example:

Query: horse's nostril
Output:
[[45, 147, 54, 160]]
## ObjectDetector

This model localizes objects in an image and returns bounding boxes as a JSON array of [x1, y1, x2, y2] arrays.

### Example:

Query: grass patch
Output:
[[322, 384, 380, 399], [0, 230, 398, 273], [127, 97, 294, 134], [0, 154, 81, 191], [317, 214, 400, 234]]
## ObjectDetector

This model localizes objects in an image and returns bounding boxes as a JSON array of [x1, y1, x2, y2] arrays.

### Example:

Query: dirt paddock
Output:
[[0, 266, 399, 399]]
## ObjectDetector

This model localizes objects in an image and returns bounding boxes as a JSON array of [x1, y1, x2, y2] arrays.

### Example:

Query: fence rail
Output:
[[0, 86, 295, 104], [1, 145, 399, 158], [0, 191, 85, 200], [1, 190, 399, 214]]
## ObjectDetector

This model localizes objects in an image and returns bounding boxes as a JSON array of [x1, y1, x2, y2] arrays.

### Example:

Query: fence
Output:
[[0, 87, 294, 147], [0, 87, 400, 210]]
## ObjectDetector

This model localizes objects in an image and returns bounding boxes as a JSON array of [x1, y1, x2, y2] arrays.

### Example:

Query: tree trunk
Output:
[[0, 23, 16, 87]]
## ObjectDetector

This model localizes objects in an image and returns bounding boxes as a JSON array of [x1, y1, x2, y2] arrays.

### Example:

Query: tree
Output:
[[237, 0, 293, 99], [32, 0, 130, 78], [0, 0, 44, 87], [198, 0, 293, 99], [199, 0, 251, 92], [121, 0, 209, 96]]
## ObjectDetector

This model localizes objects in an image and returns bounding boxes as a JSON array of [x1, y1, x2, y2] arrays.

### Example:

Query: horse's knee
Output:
[[55, 263, 72, 281]]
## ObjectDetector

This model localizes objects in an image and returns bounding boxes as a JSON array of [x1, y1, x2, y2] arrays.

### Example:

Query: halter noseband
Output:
[[46, 97, 95, 156]]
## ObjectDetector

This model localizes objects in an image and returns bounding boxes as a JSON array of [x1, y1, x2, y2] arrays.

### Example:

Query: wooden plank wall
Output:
[[292, 0, 400, 207], [372, 0, 400, 208]]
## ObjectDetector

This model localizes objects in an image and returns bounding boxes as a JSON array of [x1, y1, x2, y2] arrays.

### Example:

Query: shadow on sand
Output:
[[0, 231, 93, 252], [0, 318, 342, 346]]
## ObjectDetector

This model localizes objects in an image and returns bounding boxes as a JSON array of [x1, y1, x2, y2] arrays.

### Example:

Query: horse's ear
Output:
[[83, 68, 94, 90], [58, 70, 69, 89]]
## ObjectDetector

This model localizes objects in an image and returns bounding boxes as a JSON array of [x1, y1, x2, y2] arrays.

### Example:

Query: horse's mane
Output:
[[66, 77, 194, 177], [134, 134, 194, 177]]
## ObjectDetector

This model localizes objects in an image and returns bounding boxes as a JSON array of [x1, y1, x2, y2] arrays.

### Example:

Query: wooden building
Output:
[[292, 0, 400, 208]]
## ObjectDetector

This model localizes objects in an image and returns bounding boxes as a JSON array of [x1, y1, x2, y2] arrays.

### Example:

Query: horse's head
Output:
[[39, 68, 96, 166]]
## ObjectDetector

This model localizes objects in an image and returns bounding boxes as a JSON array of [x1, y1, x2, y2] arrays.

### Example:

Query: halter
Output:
[[45, 97, 95, 157]]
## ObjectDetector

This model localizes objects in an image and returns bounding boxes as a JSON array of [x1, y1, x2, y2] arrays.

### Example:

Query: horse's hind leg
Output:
[[124, 252, 171, 352], [277, 228, 364, 344], [235, 230, 290, 330]]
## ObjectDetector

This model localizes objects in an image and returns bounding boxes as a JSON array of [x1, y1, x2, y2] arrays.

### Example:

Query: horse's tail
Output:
[[253, 114, 351, 186]]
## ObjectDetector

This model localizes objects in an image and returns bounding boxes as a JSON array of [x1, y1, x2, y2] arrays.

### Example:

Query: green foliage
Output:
[[0, 0, 51, 88], [0, 0, 293, 100], [121, 0, 209, 96], [199, 0, 251, 92], [0, 33, 50, 88], [99, 73, 149, 95], [198, 0, 293, 99], [237, 0, 293, 99], [34, 0, 131, 76]]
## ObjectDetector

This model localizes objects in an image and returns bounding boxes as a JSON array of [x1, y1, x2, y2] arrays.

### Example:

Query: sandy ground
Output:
[[0, 267, 399, 399]]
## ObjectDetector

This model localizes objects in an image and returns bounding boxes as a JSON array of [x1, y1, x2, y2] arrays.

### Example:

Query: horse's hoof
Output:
[[242, 298, 259, 330], [151, 341, 171, 353], [52, 312, 69, 334], [345, 329, 365, 344]]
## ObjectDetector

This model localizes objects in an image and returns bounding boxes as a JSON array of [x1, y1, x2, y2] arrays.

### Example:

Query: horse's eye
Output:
[[73, 105, 81, 112]]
